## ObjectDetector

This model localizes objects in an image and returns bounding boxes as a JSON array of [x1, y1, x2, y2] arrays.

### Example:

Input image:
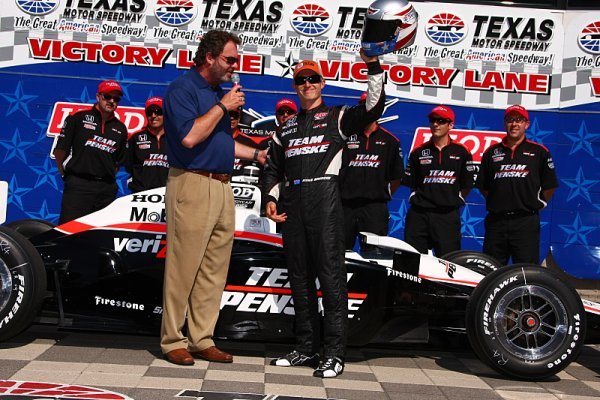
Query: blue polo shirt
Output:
[[164, 67, 234, 173]]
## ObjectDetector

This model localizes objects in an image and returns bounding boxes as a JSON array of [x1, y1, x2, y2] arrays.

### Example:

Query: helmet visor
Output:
[[362, 18, 400, 43]]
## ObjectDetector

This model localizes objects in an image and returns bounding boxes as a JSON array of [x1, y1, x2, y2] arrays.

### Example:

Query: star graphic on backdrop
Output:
[[67, 86, 96, 104], [7, 175, 32, 210], [527, 118, 554, 144], [564, 120, 600, 156], [0, 81, 38, 117], [460, 205, 484, 243], [26, 200, 59, 222], [32, 108, 55, 142], [562, 167, 599, 203], [389, 200, 409, 236], [30, 157, 61, 191], [277, 52, 298, 78], [558, 214, 597, 247], [0, 128, 36, 163], [102, 66, 137, 101], [464, 113, 491, 131]]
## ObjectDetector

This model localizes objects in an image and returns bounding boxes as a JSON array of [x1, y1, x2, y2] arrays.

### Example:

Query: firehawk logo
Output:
[[426, 13, 467, 46], [16, 0, 59, 15], [155, 0, 198, 26], [290, 4, 332, 37]]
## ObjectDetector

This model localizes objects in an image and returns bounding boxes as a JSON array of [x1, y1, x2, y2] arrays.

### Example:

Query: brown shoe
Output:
[[164, 348, 194, 365], [191, 346, 233, 363]]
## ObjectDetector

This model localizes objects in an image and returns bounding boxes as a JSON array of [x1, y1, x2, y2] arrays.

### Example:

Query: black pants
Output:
[[343, 200, 389, 250], [280, 182, 347, 359], [483, 212, 540, 265], [404, 206, 461, 257], [59, 175, 117, 224]]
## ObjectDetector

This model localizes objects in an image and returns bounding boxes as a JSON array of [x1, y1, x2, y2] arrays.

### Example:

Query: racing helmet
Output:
[[361, 0, 418, 57]]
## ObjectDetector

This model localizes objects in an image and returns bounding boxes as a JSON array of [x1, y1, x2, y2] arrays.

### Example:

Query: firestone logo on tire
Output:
[[290, 4, 332, 37], [578, 21, 600, 54], [425, 13, 467, 46], [155, 0, 198, 27], [16, 0, 59, 15]]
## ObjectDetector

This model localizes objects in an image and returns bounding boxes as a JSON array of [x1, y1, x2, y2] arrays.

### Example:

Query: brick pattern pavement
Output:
[[1, 325, 600, 400]]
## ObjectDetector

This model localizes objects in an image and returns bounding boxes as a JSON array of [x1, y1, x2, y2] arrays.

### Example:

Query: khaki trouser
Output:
[[160, 168, 234, 353]]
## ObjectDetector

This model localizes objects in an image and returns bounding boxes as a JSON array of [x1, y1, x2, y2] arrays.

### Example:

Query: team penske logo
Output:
[[221, 266, 366, 318], [143, 153, 169, 168], [285, 135, 330, 158], [85, 135, 117, 153], [494, 164, 530, 179], [349, 154, 381, 168], [423, 170, 457, 184]]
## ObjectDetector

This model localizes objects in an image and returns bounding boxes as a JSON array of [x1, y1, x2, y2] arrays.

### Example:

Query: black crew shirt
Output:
[[477, 138, 558, 213], [126, 128, 169, 192], [404, 139, 475, 209], [339, 125, 404, 202], [55, 106, 128, 180]]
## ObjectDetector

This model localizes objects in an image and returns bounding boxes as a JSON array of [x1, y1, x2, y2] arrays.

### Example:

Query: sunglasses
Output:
[[221, 55, 240, 65], [294, 74, 322, 86], [277, 109, 295, 116], [505, 117, 527, 123], [101, 93, 121, 103], [429, 117, 451, 125], [145, 109, 163, 117]]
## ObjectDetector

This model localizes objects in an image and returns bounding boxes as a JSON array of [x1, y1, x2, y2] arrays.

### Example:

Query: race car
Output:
[[0, 180, 597, 380]]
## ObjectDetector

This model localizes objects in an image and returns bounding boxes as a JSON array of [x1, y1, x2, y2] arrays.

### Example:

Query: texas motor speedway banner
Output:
[[2, 0, 599, 110]]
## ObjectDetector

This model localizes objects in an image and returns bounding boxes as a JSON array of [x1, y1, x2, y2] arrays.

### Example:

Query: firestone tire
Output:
[[5, 219, 56, 239], [0, 226, 46, 342], [466, 264, 586, 380], [441, 250, 502, 276]]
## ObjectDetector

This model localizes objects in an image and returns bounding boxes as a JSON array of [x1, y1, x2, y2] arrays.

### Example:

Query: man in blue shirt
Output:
[[160, 30, 266, 366]]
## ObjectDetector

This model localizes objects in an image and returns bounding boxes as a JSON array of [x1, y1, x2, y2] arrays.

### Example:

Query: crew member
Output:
[[403, 105, 475, 256], [126, 96, 169, 193], [263, 52, 384, 378], [477, 104, 558, 265], [340, 92, 404, 251], [53, 79, 128, 224], [275, 98, 298, 127], [160, 30, 267, 366]]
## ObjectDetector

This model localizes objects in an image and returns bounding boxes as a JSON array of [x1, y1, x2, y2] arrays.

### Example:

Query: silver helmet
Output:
[[361, 0, 418, 56]]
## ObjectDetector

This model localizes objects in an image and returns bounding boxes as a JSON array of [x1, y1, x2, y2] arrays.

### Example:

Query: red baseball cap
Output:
[[98, 80, 123, 95], [275, 98, 298, 113], [293, 60, 322, 78], [428, 105, 455, 122], [504, 104, 529, 120], [145, 96, 163, 109]]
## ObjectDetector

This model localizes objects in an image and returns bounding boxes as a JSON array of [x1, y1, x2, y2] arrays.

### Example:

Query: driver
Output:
[[262, 51, 384, 378]]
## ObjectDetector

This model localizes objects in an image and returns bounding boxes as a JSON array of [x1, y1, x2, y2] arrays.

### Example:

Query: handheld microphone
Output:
[[231, 73, 241, 89]]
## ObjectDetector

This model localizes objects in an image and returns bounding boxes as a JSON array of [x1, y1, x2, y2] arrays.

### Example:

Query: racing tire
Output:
[[466, 264, 586, 380], [441, 250, 502, 276], [0, 226, 46, 342], [5, 219, 56, 239]]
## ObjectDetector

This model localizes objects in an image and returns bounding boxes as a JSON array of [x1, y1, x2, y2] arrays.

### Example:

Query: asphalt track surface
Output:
[[1, 324, 600, 400]]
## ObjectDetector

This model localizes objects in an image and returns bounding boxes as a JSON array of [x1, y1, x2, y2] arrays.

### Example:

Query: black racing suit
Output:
[[262, 62, 384, 359]]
